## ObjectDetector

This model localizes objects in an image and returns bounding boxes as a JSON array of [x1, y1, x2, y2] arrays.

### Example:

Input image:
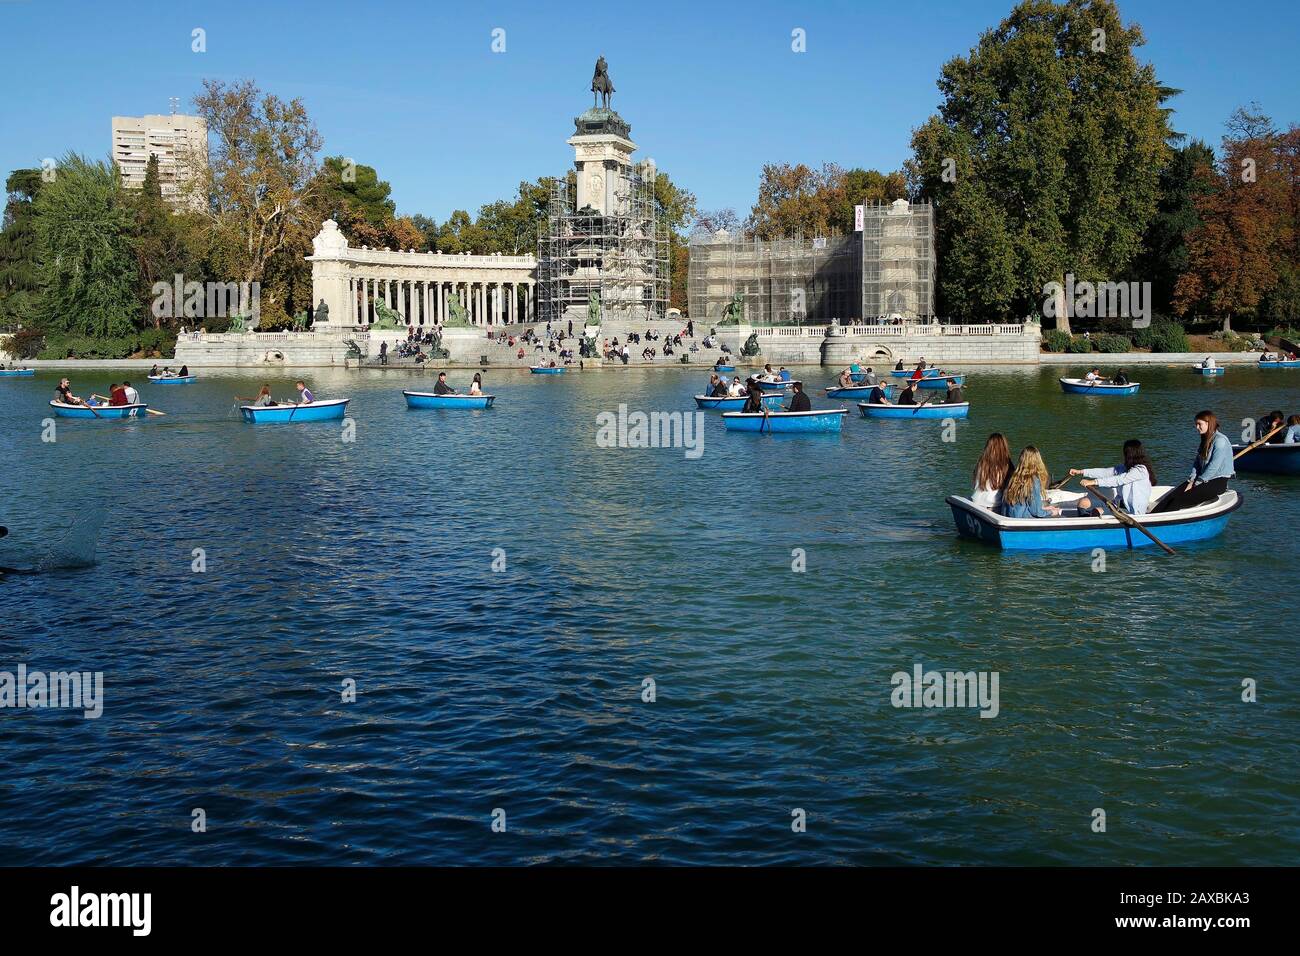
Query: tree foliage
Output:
[[909, 0, 1172, 328], [195, 79, 323, 289], [34, 154, 138, 338], [747, 163, 905, 239], [1174, 106, 1300, 326], [0, 168, 44, 326]]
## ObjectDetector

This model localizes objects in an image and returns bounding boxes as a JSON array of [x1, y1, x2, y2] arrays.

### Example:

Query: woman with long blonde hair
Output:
[[971, 433, 1012, 510], [1000, 446, 1062, 518]]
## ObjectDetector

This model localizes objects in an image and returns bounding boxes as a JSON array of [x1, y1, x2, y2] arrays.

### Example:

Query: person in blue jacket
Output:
[[1068, 440, 1157, 516], [1150, 410, 1234, 513], [1000, 446, 1063, 518]]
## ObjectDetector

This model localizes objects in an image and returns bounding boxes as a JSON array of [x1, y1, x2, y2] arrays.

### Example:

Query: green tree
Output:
[[0, 168, 45, 327], [1131, 140, 1216, 315], [131, 154, 205, 329], [34, 154, 138, 338], [909, 0, 1172, 329], [194, 79, 323, 290]]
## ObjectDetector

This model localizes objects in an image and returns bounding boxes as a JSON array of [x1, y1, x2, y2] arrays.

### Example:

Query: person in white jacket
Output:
[[1068, 440, 1157, 516]]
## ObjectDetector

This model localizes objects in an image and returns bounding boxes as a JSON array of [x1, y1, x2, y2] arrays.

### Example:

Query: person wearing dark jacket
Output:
[[433, 372, 455, 395], [897, 381, 918, 405], [742, 379, 766, 413], [944, 379, 965, 404], [787, 381, 812, 412]]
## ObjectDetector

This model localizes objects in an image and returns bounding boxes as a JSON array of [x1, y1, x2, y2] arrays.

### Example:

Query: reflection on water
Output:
[[0, 365, 1297, 865]]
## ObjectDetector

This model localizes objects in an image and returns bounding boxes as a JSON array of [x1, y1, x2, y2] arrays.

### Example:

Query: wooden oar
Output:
[[1233, 423, 1285, 460], [1097, 494, 1176, 555], [911, 390, 939, 413], [1049, 473, 1077, 491]]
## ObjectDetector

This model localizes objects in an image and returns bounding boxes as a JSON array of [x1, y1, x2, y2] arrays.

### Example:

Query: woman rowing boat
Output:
[[1150, 410, 1233, 513], [1068, 440, 1156, 516], [236, 385, 278, 407]]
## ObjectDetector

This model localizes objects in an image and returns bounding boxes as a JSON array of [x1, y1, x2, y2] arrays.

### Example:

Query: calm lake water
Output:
[[1, 363, 1297, 865]]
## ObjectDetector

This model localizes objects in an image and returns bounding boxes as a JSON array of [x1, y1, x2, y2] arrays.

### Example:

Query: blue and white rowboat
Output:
[[49, 401, 148, 419], [148, 374, 197, 384], [756, 378, 793, 391], [1258, 360, 1300, 368], [825, 383, 893, 401], [858, 401, 969, 420], [0, 368, 34, 377], [948, 488, 1241, 551], [721, 409, 848, 433], [714, 364, 735, 372], [890, 368, 943, 379], [240, 398, 349, 423], [530, 366, 566, 374], [916, 374, 965, 390], [403, 391, 495, 409], [693, 393, 784, 411], [1059, 377, 1140, 395], [1192, 365, 1225, 376], [1232, 443, 1300, 476]]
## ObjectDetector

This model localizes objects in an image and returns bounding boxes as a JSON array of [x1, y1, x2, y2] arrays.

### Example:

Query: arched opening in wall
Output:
[[866, 346, 892, 361]]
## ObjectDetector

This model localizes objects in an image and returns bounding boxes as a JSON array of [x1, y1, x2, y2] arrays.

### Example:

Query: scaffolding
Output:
[[686, 199, 935, 325], [687, 231, 860, 326], [536, 162, 669, 327], [861, 200, 934, 320]]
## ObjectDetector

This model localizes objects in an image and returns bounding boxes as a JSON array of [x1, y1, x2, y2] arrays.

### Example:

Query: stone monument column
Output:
[[306, 219, 352, 331]]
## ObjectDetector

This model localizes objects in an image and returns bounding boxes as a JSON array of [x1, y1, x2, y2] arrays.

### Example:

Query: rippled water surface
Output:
[[1, 364, 1297, 865]]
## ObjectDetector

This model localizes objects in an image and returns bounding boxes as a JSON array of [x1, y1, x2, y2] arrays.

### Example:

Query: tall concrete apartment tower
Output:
[[111, 113, 208, 209]]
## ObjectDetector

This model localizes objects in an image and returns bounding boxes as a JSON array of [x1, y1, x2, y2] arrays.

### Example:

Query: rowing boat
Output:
[[693, 393, 784, 411], [1058, 377, 1140, 395], [0, 369, 34, 377], [1258, 360, 1300, 368], [529, 366, 566, 374], [49, 401, 148, 419], [1192, 366, 1224, 376], [148, 374, 197, 384], [1232, 442, 1300, 476], [948, 488, 1240, 551], [721, 409, 847, 433], [239, 398, 349, 423], [858, 401, 969, 419], [403, 391, 495, 409], [916, 374, 965, 390], [824, 383, 893, 401]]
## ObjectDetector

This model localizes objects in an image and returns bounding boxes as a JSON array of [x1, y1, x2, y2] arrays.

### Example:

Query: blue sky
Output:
[[2, 0, 1297, 224]]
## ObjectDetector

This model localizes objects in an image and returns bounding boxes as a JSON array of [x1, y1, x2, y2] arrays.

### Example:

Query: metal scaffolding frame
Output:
[[686, 200, 935, 325], [860, 200, 934, 320], [687, 231, 860, 326], [536, 162, 669, 327]]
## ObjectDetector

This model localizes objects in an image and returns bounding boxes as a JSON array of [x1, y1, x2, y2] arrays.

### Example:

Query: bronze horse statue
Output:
[[592, 56, 615, 110]]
